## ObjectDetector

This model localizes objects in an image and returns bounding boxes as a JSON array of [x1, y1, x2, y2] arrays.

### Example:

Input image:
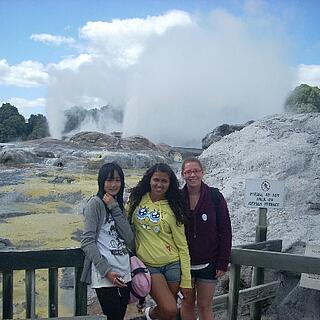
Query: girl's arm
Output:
[[216, 195, 232, 271], [80, 198, 112, 277], [171, 222, 192, 289]]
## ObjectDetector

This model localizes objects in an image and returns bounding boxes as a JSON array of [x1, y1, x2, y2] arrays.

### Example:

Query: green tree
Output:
[[0, 103, 20, 122], [27, 114, 49, 140], [284, 84, 320, 113], [0, 103, 28, 142], [0, 103, 50, 142]]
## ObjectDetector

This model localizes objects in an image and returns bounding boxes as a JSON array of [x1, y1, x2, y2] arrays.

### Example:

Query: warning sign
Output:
[[244, 179, 285, 208], [300, 244, 320, 290]]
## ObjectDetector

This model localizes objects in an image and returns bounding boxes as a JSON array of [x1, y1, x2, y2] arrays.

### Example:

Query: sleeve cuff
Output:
[[216, 260, 229, 272], [107, 201, 118, 210], [180, 278, 192, 288]]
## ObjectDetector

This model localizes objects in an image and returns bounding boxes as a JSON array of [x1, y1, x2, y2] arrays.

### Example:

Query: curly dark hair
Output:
[[128, 163, 185, 225]]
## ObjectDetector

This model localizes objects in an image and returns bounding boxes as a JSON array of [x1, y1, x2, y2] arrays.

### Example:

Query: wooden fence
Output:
[[0, 248, 86, 319], [1, 241, 320, 319], [223, 240, 320, 320]]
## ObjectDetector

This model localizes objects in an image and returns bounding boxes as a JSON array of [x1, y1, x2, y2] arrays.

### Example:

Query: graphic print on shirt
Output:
[[137, 206, 161, 233], [106, 215, 127, 255]]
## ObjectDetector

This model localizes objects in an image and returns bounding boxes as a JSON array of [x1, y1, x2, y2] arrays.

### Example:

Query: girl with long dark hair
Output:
[[128, 163, 191, 320], [81, 162, 134, 320]]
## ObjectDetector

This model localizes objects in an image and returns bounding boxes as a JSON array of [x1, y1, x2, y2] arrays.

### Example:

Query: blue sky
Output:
[[1, 0, 320, 146]]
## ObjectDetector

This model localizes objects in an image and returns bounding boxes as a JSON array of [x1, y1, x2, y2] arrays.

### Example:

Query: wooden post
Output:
[[26, 269, 36, 319], [74, 267, 87, 316], [3, 270, 13, 319], [251, 208, 267, 320], [48, 267, 59, 317], [255, 208, 267, 243], [227, 263, 241, 320]]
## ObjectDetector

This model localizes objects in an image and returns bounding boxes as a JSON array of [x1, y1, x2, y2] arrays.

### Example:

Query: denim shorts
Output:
[[191, 262, 217, 283], [146, 261, 181, 283]]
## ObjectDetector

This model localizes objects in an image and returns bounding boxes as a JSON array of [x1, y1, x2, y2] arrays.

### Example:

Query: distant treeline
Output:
[[0, 103, 49, 142], [284, 84, 320, 113], [1, 84, 319, 143]]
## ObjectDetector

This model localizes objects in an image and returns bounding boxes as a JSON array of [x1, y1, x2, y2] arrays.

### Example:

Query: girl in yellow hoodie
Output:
[[128, 163, 191, 320]]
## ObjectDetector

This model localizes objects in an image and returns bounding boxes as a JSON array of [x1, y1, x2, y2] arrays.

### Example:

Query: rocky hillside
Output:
[[200, 112, 320, 320], [0, 133, 174, 170], [201, 112, 319, 249]]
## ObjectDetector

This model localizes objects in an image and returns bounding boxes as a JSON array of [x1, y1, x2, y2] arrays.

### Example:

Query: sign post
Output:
[[244, 179, 285, 209], [245, 179, 285, 320]]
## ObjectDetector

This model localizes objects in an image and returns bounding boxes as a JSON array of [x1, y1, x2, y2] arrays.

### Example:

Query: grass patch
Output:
[[0, 213, 83, 249], [0, 167, 145, 318]]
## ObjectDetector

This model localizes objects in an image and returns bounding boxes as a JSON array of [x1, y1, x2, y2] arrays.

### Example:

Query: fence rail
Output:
[[0, 248, 86, 319], [226, 241, 320, 320], [1, 241, 320, 320]]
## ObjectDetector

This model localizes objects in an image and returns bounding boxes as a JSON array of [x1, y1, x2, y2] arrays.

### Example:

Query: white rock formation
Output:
[[200, 113, 320, 250], [199, 113, 320, 319]]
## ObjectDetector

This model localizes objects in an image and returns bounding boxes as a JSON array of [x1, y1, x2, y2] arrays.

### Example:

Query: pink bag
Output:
[[129, 255, 151, 303]]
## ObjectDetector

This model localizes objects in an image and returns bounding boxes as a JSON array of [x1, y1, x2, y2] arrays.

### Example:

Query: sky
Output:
[[1, 0, 320, 146]]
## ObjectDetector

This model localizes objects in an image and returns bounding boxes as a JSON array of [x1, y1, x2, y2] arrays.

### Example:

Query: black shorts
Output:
[[191, 262, 217, 283]]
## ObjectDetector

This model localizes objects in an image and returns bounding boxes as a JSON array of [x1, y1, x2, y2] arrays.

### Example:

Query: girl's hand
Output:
[[180, 287, 192, 301], [216, 270, 225, 277], [103, 193, 115, 205], [106, 271, 127, 288]]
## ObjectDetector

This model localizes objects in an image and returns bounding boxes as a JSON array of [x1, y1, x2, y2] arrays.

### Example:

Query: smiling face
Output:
[[182, 161, 204, 189], [104, 170, 122, 197], [150, 171, 170, 201]]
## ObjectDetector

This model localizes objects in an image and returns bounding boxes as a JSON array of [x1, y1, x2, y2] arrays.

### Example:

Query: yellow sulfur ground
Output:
[[0, 168, 144, 318]]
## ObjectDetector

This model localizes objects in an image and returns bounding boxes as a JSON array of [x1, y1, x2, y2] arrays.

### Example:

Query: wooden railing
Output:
[[217, 240, 320, 320], [1, 242, 320, 320], [0, 248, 86, 319]]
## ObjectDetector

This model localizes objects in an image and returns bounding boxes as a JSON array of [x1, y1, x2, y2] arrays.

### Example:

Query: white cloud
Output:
[[0, 59, 49, 87], [79, 10, 193, 67], [49, 54, 93, 71], [30, 33, 75, 46], [8, 97, 46, 108], [296, 64, 320, 87]]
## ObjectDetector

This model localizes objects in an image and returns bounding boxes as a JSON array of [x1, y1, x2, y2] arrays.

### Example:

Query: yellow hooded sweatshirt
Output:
[[132, 193, 191, 288]]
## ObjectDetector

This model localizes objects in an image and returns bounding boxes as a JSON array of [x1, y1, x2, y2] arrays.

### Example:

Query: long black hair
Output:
[[97, 162, 125, 210], [128, 163, 185, 225]]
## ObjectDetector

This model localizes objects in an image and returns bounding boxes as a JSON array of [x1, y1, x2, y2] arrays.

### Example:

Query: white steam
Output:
[[46, 9, 293, 146]]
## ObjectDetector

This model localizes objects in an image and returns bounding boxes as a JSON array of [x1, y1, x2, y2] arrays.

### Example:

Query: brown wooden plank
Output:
[[212, 293, 228, 311], [227, 263, 241, 320], [0, 248, 84, 270], [74, 267, 87, 316], [26, 269, 36, 319], [237, 239, 282, 252], [231, 248, 320, 274], [213, 280, 280, 312], [240, 281, 280, 305], [250, 208, 267, 320]]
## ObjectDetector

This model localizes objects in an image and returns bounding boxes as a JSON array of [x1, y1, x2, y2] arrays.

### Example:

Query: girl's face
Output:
[[104, 170, 122, 197], [150, 171, 170, 200], [182, 161, 203, 188]]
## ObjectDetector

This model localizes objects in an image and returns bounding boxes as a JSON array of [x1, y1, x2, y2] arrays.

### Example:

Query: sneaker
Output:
[[145, 306, 152, 320]]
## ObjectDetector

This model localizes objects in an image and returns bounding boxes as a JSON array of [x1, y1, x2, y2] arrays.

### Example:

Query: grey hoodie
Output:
[[80, 196, 134, 284]]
